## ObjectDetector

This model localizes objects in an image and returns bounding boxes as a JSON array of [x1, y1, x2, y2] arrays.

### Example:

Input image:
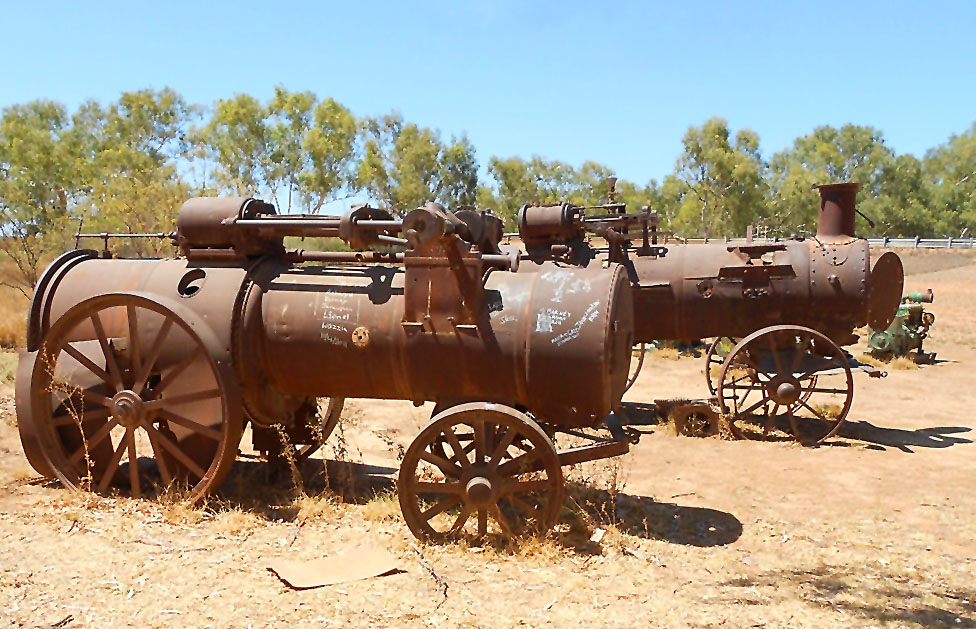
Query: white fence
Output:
[[502, 234, 976, 248], [675, 236, 976, 249]]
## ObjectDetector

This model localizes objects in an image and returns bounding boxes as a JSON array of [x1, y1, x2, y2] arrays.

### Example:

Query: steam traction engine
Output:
[[17, 198, 635, 542], [516, 183, 906, 445]]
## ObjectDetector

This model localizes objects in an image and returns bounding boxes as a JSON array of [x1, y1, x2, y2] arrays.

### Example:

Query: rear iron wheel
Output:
[[30, 293, 242, 501]]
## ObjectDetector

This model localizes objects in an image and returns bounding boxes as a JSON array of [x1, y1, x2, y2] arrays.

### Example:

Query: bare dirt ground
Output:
[[2, 250, 975, 628]]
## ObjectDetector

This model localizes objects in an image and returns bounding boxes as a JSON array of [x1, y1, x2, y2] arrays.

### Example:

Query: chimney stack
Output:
[[815, 182, 860, 239]]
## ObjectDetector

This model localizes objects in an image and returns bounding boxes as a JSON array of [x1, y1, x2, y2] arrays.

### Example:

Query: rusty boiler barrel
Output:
[[627, 238, 873, 343], [240, 260, 634, 427]]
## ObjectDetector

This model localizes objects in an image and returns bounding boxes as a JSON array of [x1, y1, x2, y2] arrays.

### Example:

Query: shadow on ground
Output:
[[562, 482, 742, 550], [721, 564, 976, 627], [835, 421, 972, 452]]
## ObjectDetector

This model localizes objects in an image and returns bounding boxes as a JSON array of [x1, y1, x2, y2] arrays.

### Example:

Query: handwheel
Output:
[[29, 293, 243, 502], [716, 325, 853, 446], [398, 402, 563, 543]]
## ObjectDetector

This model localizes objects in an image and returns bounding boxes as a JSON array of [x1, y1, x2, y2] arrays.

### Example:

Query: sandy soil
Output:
[[1, 256, 975, 628]]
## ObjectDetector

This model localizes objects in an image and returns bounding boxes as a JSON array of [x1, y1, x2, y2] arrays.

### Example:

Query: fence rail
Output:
[[672, 236, 976, 249], [502, 234, 976, 248]]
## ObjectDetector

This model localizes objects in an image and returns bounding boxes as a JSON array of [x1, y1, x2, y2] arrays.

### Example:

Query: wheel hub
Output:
[[769, 378, 801, 405], [464, 476, 495, 507], [111, 390, 147, 428]]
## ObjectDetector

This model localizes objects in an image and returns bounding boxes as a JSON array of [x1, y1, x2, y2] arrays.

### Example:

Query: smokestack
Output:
[[815, 182, 860, 239]]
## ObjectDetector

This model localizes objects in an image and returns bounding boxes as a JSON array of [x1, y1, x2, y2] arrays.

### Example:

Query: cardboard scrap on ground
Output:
[[268, 546, 400, 589]]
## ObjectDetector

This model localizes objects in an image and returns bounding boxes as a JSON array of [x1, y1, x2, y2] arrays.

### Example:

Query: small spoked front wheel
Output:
[[398, 402, 563, 543], [716, 325, 853, 446]]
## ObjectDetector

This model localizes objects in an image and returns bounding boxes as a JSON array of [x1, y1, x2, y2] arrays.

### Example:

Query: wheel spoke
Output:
[[61, 343, 112, 386], [441, 427, 470, 470], [126, 428, 141, 498], [763, 403, 780, 436], [421, 495, 461, 521], [141, 423, 207, 479], [53, 407, 111, 427], [789, 345, 804, 374], [151, 347, 204, 396], [449, 503, 474, 533], [473, 421, 488, 465], [90, 311, 124, 393], [477, 509, 488, 538], [155, 408, 222, 441], [797, 399, 833, 423], [52, 383, 112, 408], [143, 388, 220, 411], [97, 437, 128, 493], [131, 318, 174, 395], [419, 451, 463, 478], [146, 427, 173, 486], [786, 408, 802, 440], [768, 337, 784, 374], [489, 428, 517, 470], [801, 387, 850, 395], [736, 394, 773, 418], [68, 417, 120, 465], [509, 495, 540, 523], [490, 504, 515, 535], [497, 447, 542, 477], [126, 304, 142, 380], [501, 479, 551, 495], [413, 481, 463, 495]]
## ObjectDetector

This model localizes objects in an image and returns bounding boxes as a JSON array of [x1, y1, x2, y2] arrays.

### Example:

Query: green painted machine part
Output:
[[867, 289, 935, 362]]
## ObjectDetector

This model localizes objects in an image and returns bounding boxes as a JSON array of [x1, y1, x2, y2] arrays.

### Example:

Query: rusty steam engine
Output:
[[17, 199, 635, 542], [516, 182, 906, 444]]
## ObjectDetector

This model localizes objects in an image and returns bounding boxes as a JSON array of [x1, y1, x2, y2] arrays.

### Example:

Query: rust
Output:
[[517, 182, 904, 348], [516, 181, 906, 446], [17, 196, 636, 542]]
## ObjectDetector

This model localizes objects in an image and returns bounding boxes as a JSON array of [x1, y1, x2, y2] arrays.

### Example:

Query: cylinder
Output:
[[626, 238, 871, 343], [243, 261, 633, 427], [32, 254, 633, 429]]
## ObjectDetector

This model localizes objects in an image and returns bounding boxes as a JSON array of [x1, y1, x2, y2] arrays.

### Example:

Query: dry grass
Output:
[[0, 287, 28, 348], [651, 346, 681, 360], [890, 356, 920, 370]]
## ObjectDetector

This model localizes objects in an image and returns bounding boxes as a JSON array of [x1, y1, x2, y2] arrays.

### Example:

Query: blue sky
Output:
[[3, 1, 975, 185]]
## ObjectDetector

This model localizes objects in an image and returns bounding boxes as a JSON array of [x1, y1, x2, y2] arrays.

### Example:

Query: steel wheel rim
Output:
[[31, 293, 242, 501], [397, 402, 563, 543]]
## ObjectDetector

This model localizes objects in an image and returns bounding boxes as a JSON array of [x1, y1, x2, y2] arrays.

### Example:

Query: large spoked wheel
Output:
[[30, 293, 243, 502], [398, 402, 564, 544], [716, 325, 853, 446]]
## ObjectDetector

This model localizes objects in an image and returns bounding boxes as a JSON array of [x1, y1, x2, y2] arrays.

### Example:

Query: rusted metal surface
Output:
[[17, 197, 635, 541], [517, 182, 903, 349]]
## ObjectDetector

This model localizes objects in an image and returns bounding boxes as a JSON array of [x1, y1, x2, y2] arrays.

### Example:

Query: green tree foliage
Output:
[[0, 100, 79, 293], [3, 86, 976, 299], [768, 124, 895, 235], [356, 114, 477, 215], [78, 89, 196, 257], [925, 123, 976, 237], [480, 156, 659, 228], [666, 118, 768, 239]]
